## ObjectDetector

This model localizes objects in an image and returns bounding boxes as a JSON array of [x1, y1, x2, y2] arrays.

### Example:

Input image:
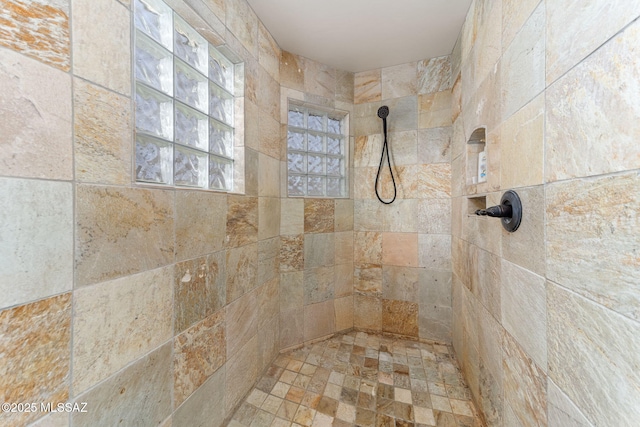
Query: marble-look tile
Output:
[[335, 296, 353, 331], [281, 51, 304, 91], [174, 253, 225, 333], [354, 232, 382, 264], [382, 266, 419, 302], [258, 238, 279, 286], [72, 0, 130, 94], [75, 185, 174, 286], [502, 0, 540, 53], [280, 308, 304, 348], [418, 56, 452, 94], [419, 305, 452, 343], [335, 199, 354, 232], [417, 198, 451, 235], [73, 267, 172, 393], [354, 69, 382, 104], [0, 179, 72, 309], [0, 0, 70, 71], [280, 234, 304, 272], [259, 152, 280, 197], [418, 91, 452, 129], [382, 233, 418, 268], [354, 295, 381, 331], [354, 200, 384, 231], [258, 65, 280, 120], [545, 0, 640, 84], [176, 190, 226, 260], [304, 300, 335, 341], [545, 18, 640, 182], [226, 290, 258, 359], [402, 163, 451, 199], [174, 310, 225, 407], [500, 3, 545, 119], [259, 110, 281, 159], [225, 0, 257, 56], [280, 271, 304, 311], [304, 233, 335, 269], [418, 234, 451, 271], [354, 134, 382, 168], [74, 78, 131, 185], [304, 199, 335, 233], [354, 263, 382, 296], [382, 299, 418, 337], [281, 198, 304, 235], [173, 367, 226, 427], [501, 260, 546, 370], [419, 269, 452, 309], [388, 130, 418, 167], [334, 262, 354, 298], [387, 95, 418, 133], [304, 58, 336, 99], [259, 197, 280, 240], [226, 195, 258, 248], [336, 69, 354, 103], [258, 21, 280, 81], [72, 343, 172, 427], [502, 331, 547, 427], [478, 358, 504, 427], [382, 62, 417, 100], [383, 199, 417, 233], [547, 379, 592, 427], [0, 294, 71, 427], [546, 173, 640, 321], [334, 231, 354, 264], [500, 94, 544, 188], [225, 243, 258, 303], [304, 266, 334, 305], [547, 282, 640, 426], [0, 49, 72, 180], [418, 126, 452, 164]]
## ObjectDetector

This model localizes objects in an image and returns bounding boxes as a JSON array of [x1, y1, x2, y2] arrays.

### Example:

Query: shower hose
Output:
[[375, 105, 397, 204]]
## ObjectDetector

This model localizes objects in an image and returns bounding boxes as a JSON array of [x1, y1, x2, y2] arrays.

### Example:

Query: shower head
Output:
[[377, 106, 389, 119]]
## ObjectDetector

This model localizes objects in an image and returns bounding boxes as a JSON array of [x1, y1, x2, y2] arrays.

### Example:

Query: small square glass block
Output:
[[175, 59, 208, 113], [210, 119, 233, 158], [209, 47, 234, 94], [174, 15, 208, 74], [135, 134, 173, 184], [327, 137, 342, 155], [288, 175, 306, 196], [327, 178, 342, 197], [134, 0, 173, 50], [175, 102, 208, 150], [288, 109, 304, 128], [135, 31, 173, 96], [308, 176, 325, 196], [308, 155, 324, 175], [308, 132, 324, 153], [288, 152, 306, 174], [308, 112, 324, 131], [209, 156, 232, 191], [135, 84, 174, 141], [174, 145, 208, 188], [327, 157, 341, 176], [288, 130, 305, 151], [328, 117, 342, 134], [210, 84, 233, 125]]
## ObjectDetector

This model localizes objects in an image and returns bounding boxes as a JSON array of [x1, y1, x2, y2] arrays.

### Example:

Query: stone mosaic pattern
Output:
[[229, 331, 483, 427]]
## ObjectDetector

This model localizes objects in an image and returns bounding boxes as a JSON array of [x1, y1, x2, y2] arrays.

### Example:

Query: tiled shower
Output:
[[1, 0, 639, 426]]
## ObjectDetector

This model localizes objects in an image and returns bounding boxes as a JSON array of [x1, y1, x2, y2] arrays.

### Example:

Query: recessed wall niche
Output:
[[466, 127, 486, 188]]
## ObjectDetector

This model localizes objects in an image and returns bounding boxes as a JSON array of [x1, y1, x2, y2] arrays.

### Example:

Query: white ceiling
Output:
[[246, 0, 472, 73]]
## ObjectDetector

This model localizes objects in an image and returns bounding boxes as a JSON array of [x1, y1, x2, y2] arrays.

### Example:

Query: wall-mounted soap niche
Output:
[[466, 127, 487, 188], [467, 195, 486, 215]]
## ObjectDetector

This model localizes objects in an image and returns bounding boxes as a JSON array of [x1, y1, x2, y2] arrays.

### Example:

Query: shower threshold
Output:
[[226, 331, 485, 427]]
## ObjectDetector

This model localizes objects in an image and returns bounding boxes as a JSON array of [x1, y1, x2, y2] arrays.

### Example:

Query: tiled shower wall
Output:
[[0, 0, 285, 425], [451, 1, 640, 426], [351, 57, 453, 342]]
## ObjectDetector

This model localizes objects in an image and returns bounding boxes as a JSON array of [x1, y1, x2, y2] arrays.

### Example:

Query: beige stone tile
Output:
[[548, 173, 640, 322], [354, 263, 382, 296], [502, 0, 540, 53], [72, 0, 130, 94], [304, 233, 335, 269], [258, 315, 279, 372], [354, 295, 381, 331], [259, 110, 281, 159], [500, 3, 544, 119], [281, 51, 304, 91], [225, 336, 259, 413], [74, 78, 131, 185], [0, 49, 72, 180], [258, 21, 280, 81], [336, 69, 354, 104], [258, 239, 279, 287], [304, 199, 335, 233], [419, 269, 452, 309], [419, 305, 452, 343], [383, 199, 417, 233], [304, 58, 336, 99], [304, 300, 335, 341], [382, 299, 418, 337], [0, 0, 70, 71], [546, 18, 640, 182], [354, 232, 382, 264], [334, 262, 353, 298], [175, 190, 226, 260], [334, 231, 354, 264], [547, 379, 592, 427], [418, 56, 451, 94], [354, 69, 382, 104], [259, 153, 280, 197], [75, 185, 174, 286], [500, 94, 544, 188], [417, 198, 451, 235], [72, 343, 172, 427], [382, 266, 419, 302], [225, 0, 257, 56], [27, 411, 69, 427], [258, 65, 280, 121], [174, 310, 225, 406], [0, 294, 71, 427], [280, 308, 304, 349], [418, 234, 451, 271], [259, 196, 281, 240], [502, 330, 547, 427], [226, 289, 258, 359], [245, 147, 260, 196], [176, 252, 225, 332], [461, 65, 501, 141], [281, 198, 304, 235], [382, 62, 417, 100], [354, 134, 381, 168], [334, 199, 354, 232], [475, 249, 501, 320], [546, 0, 640, 84], [418, 91, 452, 129], [547, 282, 640, 426], [387, 95, 418, 132], [225, 243, 258, 303], [382, 233, 418, 267], [280, 234, 304, 272], [73, 267, 172, 393], [335, 296, 353, 331], [0, 179, 73, 309], [280, 271, 304, 311], [402, 163, 451, 199], [354, 200, 384, 231], [173, 368, 226, 427], [304, 266, 334, 305], [418, 126, 452, 165], [226, 195, 258, 248]]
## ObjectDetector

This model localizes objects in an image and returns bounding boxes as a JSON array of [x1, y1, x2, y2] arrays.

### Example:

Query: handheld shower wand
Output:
[[375, 106, 397, 204]]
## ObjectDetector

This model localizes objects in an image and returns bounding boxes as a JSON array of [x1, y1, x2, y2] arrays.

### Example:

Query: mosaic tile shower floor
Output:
[[228, 331, 485, 427]]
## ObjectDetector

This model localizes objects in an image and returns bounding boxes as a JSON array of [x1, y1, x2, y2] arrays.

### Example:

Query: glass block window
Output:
[[134, 0, 236, 191], [287, 103, 347, 197]]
